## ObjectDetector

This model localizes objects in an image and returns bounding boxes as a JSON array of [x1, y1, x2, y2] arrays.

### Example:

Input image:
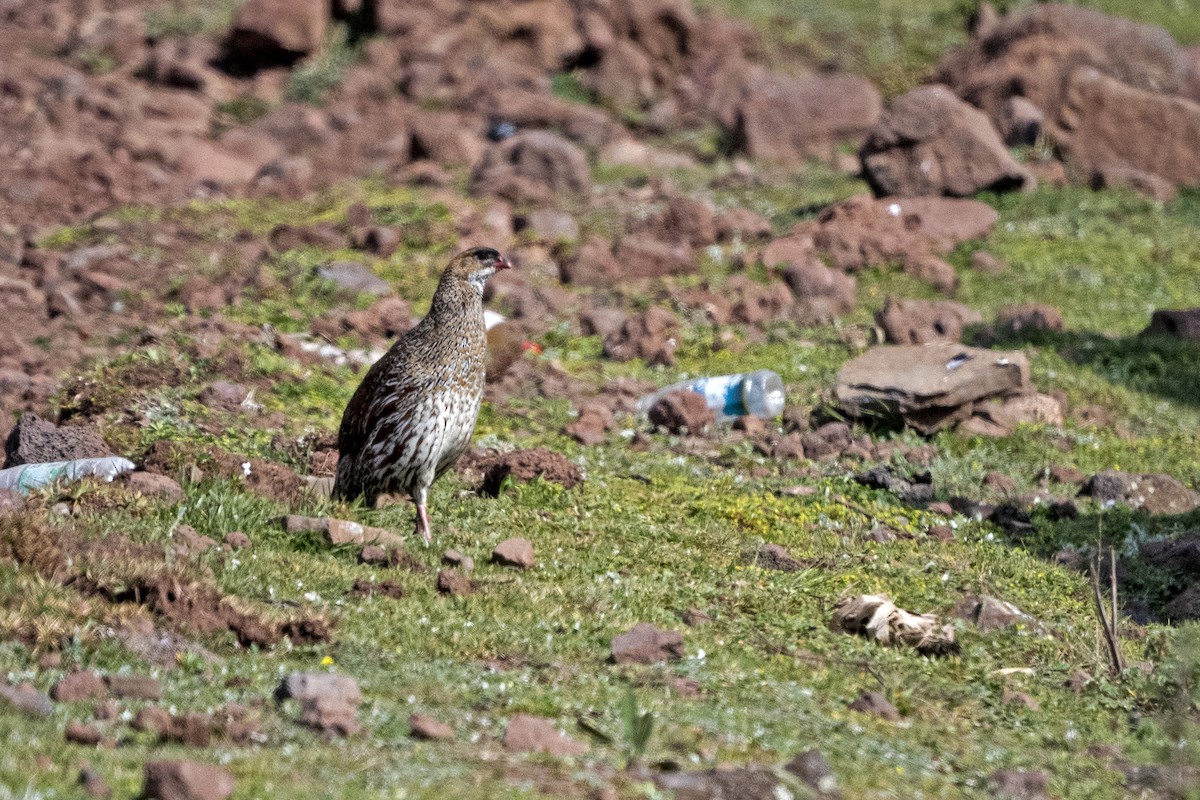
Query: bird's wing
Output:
[[336, 351, 421, 458]]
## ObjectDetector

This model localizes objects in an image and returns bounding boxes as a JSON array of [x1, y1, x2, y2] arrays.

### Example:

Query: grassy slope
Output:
[[696, 0, 1200, 96], [4, 2, 1200, 799], [2, 170, 1199, 799]]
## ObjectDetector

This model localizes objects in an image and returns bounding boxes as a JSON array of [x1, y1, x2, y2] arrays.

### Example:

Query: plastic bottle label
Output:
[[692, 375, 746, 418]]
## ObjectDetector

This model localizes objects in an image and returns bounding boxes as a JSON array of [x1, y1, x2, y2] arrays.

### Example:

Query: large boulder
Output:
[[937, 4, 1185, 128], [861, 85, 1034, 197], [836, 343, 1031, 434], [735, 71, 882, 162], [469, 131, 590, 203], [1051, 68, 1200, 188]]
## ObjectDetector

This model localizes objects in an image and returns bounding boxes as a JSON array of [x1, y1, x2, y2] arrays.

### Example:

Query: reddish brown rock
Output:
[[849, 691, 901, 721], [565, 403, 613, 446], [143, 760, 235, 800], [4, 413, 112, 468], [223, 531, 251, 550], [1053, 68, 1200, 190], [611, 623, 685, 664], [861, 85, 1034, 197], [715, 208, 773, 243], [989, 769, 1049, 800], [635, 196, 717, 249], [51, 672, 108, 703], [736, 72, 882, 163], [409, 713, 454, 741], [1142, 308, 1200, 339], [995, 304, 1065, 335], [491, 538, 535, 570], [134, 707, 173, 737], [476, 448, 583, 496], [105, 674, 162, 701], [939, 4, 1186, 129], [0, 683, 52, 717], [561, 236, 622, 287], [904, 253, 959, 295], [613, 235, 695, 280], [1081, 471, 1200, 515], [65, 721, 105, 746], [436, 569, 474, 595], [503, 714, 587, 756], [168, 713, 214, 748], [79, 764, 112, 799], [602, 307, 681, 366], [648, 390, 714, 436], [124, 472, 185, 502], [1092, 164, 1177, 203], [277, 672, 363, 737], [470, 131, 590, 202], [876, 297, 983, 344], [227, 0, 327, 65]]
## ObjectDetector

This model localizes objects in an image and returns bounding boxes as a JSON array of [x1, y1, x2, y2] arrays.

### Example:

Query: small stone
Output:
[[51, 671, 108, 703], [435, 569, 473, 596], [134, 707, 173, 737], [169, 712, 213, 747], [849, 690, 901, 721], [611, 623, 684, 665], [502, 714, 587, 756], [441, 549, 474, 573], [989, 769, 1049, 800], [142, 760, 235, 800], [983, 471, 1017, 493], [37, 652, 62, 670], [93, 699, 119, 721], [318, 260, 389, 295], [79, 764, 112, 799], [492, 537, 535, 569], [105, 674, 162, 700], [928, 525, 955, 542], [125, 471, 185, 501], [785, 749, 839, 795], [1046, 464, 1085, 485], [324, 518, 404, 548], [358, 545, 388, 564], [277, 672, 363, 737], [1001, 690, 1040, 711], [750, 543, 801, 571], [223, 531, 251, 549], [681, 608, 711, 627], [409, 713, 454, 741], [65, 721, 105, 745]]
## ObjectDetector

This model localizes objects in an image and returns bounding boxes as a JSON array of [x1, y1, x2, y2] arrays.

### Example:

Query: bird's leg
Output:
[[413, 486, 432, 545], [415, 504, 432, 546]]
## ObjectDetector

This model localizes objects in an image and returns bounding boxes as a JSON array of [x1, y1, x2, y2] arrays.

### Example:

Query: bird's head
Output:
[[444, 247, 511, 295]]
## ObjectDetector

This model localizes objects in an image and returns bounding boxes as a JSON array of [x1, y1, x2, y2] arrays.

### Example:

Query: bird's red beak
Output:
[[496, 255, 511, 270]]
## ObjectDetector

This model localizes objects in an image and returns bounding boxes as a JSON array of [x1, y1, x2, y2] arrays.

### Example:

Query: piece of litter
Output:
[[830, 594, 959, 656]]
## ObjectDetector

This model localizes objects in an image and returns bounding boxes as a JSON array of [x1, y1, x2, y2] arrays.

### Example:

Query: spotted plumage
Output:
[[333, 247, 510, 543]]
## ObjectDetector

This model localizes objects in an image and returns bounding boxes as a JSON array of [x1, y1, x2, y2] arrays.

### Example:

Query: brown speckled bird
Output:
[[333, 247, 510, 543]]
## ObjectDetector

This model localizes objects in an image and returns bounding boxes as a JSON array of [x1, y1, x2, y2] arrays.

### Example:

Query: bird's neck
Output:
[[426, 280, 484, 326]]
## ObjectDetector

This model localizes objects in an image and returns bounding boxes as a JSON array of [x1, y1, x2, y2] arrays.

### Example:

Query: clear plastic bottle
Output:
[[638, 369, 786, 423], [0, 456, 137, 494]]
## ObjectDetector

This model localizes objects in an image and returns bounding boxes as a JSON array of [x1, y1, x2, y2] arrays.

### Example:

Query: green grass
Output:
[[696, 0, 1200, 97], [8, 45, 1200, 795]]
